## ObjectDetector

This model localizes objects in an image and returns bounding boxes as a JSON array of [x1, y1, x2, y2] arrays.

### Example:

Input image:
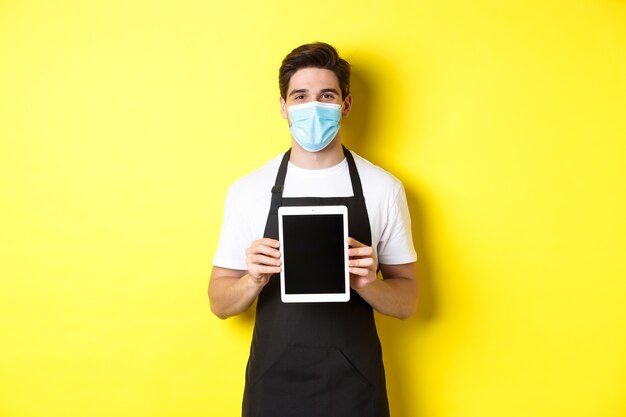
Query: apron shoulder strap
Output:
[[269, 149, 291, 215], [270, 145, 364, 208], [342, 145, 365, 198]]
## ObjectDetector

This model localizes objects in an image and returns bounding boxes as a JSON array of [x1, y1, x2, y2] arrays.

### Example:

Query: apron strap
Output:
[[269, 149, 291, 216], [270, 145, 364, 213], [342, 145, 365, 199]]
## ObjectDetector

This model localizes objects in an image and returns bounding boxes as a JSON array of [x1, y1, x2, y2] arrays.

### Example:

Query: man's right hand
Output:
[[246, 238, 282, 286]]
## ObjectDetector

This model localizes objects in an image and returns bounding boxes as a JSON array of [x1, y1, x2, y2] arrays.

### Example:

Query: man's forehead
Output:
[[287, 68, 340, 92]]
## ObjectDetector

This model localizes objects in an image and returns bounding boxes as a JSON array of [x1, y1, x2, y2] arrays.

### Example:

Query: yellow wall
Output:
[[1, 0, 625, 416]]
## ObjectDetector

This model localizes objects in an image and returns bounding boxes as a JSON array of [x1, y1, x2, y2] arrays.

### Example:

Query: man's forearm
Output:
[[356, 276, 418, 320], [208, 271, 264, 319]]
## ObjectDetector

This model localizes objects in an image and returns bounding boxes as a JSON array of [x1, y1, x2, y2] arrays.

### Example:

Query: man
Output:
[[209, 42, 418, 417]]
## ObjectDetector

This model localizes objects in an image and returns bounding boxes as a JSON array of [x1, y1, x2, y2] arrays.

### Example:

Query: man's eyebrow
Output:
[[288, 89, 308, 97], [288, 88, 340, 97]]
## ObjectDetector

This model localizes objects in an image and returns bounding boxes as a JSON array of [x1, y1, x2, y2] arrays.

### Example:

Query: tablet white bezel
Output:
[[278, 205, 350, 303]]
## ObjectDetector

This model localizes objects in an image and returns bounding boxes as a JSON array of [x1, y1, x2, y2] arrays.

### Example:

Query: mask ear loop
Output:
[[339, 101, 347, 117]]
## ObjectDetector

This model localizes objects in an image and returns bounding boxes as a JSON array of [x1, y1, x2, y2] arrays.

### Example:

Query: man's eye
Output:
[[295, 95, 305, 100], [321, 93, 334, 100]]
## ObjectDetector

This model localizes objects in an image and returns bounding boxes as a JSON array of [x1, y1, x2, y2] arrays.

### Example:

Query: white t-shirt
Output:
[[213, 151, 417, 270]]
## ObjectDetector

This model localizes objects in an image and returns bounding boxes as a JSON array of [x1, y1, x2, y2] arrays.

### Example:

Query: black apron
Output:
[[242, 146, 390, 417]]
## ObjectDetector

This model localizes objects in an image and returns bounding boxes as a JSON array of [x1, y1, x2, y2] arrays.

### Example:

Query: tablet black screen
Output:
[[282, 214, 346, 294]]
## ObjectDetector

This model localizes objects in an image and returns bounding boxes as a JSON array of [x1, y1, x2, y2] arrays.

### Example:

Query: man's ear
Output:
[[341, 94, 353, 118], [280, 97, 288, 119]]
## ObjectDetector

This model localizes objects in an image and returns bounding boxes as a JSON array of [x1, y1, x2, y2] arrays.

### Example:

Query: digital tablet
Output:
[[278, 205, 350, 303]]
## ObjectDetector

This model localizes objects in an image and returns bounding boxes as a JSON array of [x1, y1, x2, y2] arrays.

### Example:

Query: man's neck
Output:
[[289, 138, 345, 169]]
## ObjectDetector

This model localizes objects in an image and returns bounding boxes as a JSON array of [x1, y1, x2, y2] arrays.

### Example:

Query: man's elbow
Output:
[[400, 304, 417, 320], [209, 301, 232, 320], [397, 294, 418, 320], [208, 288, 231, 320], [212, 310, 231, 321]]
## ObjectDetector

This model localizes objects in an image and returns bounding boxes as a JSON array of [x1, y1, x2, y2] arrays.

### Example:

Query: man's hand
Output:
[[246, 238, 282, 287], [347, 237, 378, 289], [346, 237, 418, 319], [208, 238, 280, 319]]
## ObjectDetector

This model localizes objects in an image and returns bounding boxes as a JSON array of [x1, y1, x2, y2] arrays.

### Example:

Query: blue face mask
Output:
[[287, 101, 342, 152]]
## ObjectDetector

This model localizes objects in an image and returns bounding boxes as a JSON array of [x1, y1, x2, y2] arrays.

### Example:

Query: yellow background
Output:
[[1, 0, 625, 416]]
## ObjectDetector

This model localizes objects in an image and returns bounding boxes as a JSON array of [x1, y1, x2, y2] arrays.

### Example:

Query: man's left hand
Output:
[[347, 237, 377, 290]]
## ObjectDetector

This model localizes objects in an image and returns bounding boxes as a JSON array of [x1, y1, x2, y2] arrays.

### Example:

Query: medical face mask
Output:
[[287, 101, 342, 152]]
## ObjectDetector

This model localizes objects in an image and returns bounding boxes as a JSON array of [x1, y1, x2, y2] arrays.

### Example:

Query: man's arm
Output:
[[348, 237, 418, 320], [208, 238, 282, 319]]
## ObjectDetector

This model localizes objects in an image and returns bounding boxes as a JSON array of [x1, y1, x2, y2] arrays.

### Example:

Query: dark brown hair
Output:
[[278, 42, 350, 100]]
